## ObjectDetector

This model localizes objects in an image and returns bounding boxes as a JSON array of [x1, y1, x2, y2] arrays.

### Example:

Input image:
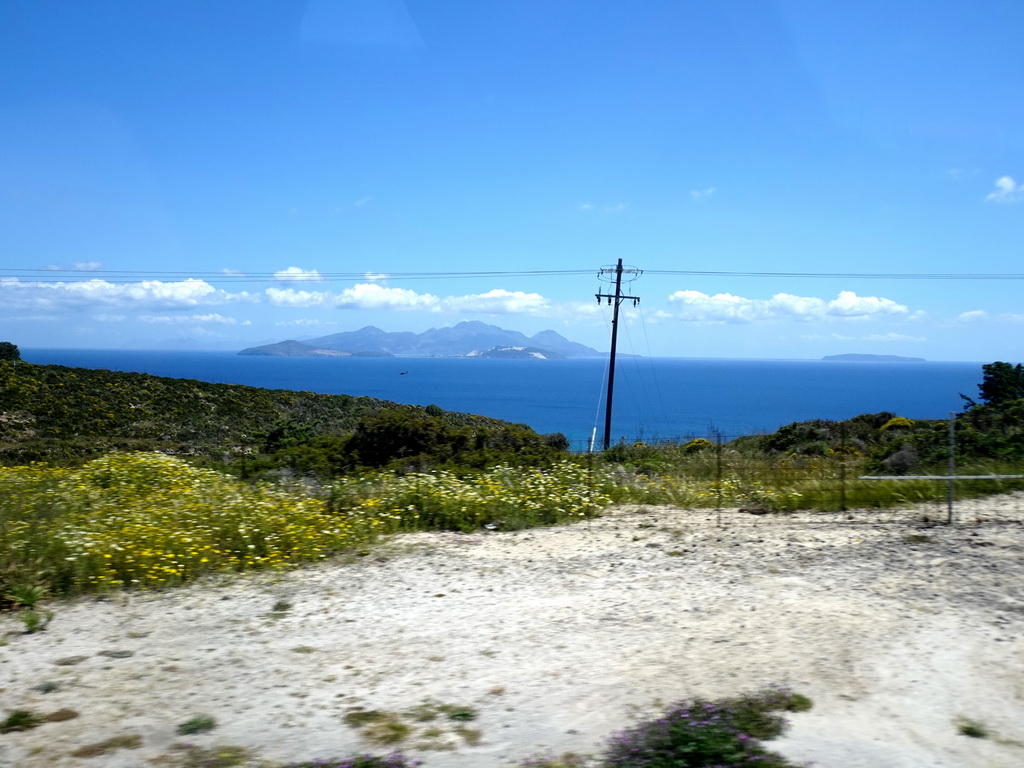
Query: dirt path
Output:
[[2, 498, 1024, 767]]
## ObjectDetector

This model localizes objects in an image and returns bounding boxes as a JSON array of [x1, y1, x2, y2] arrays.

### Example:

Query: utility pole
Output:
[[596, 259, 641, 450]]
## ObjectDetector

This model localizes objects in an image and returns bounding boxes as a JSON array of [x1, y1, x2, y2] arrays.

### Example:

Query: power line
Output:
[[4, 266, 1024, 284], [646, 270, 1024, 280], [0, 268, 593, 284]]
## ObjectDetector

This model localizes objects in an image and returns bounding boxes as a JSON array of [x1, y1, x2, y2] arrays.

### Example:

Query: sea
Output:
[[20, 349, 983, 449]]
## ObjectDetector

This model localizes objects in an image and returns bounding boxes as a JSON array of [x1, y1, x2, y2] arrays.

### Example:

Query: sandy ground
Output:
[[2, 497, 1024, 768]]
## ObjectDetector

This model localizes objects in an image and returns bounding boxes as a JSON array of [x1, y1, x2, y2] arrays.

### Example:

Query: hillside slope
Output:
[[0, 361, 514, 464]]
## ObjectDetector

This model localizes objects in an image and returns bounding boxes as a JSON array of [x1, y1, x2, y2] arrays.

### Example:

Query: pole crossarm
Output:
[[595, 291, 640, 305]]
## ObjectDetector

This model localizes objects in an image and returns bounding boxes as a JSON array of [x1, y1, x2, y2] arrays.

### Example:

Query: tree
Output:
[[974, 361, 1024, 406], [0, 342, 20, 362]]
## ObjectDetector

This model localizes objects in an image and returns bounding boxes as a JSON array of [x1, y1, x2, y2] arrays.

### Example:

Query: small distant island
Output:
[[823, 354, 926, 363]]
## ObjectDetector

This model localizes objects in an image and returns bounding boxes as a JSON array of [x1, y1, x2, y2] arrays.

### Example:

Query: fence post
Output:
[[839, 422, 848, 512], [714, 430, 723, 525], [947, 412, 956, 525]]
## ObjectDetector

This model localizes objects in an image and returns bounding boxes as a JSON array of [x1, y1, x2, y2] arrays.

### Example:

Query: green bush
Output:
[[602, 690, 810, 768], [0, 342, 19, 362]]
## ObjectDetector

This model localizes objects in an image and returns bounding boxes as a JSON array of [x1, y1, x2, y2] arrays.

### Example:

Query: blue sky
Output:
[[2, 0, 1022, 360]]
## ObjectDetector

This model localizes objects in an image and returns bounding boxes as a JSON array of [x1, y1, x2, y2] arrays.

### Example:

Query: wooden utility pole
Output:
[[596, 259, 641, 450]]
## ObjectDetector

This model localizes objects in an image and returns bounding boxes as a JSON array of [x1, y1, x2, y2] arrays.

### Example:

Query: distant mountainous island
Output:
[[238, 340, 388, 358], [238, 321, 603, 359], [823, 354, 926, 362]]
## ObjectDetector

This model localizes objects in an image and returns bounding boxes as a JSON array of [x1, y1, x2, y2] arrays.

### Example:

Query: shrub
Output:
[[880, 416, 915, 431], [0, 342, 20, 362], [602, 690, 809, 768], [682, 438, 713, 454], [882, 444, 919, 475]]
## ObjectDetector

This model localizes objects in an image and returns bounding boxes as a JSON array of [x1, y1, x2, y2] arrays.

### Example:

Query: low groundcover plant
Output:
[[280, 690, 808, 768], [601, 689, 811, 768], [281, 753, 423, 768]]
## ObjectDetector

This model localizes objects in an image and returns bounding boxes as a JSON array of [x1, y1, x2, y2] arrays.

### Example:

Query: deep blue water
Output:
[[20, 349, 983, 447]]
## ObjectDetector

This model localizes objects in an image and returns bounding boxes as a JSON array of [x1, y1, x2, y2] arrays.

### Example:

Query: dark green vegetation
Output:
[[284, 690, 810, 768], [3, 357, 1024, 511], [600, 689, 811, 768], [1, 709, 43, 733], [964, 361, 1024, 407], [735, 361, 1024, 474], [0, 342, 19, 362], [0, 360, 569, 472], [585, 361, 1024, 512], [177, 715, 218, 735]]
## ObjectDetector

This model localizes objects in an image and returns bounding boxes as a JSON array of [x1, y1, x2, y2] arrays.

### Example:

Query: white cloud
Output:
[[354, 196, 373, 207], [139, 313, 247, 325], [690, 187, 716, 200], [958, 310, 988, 322], [666, 289, 908, 323], [274, 266, 322, 281], [335, 283, 442, 311], [275, 318, 339, 327], [364, 272, 389, 283], [826, 290, 907, 319], [0, 278, 251, 312], [985, 176, 1024, 203], [578, 203, 593, 211], [265, 287, 332, 307], [268, 283, 562, 318], [958, 309, 1024, 324], [864, 333, 925, 342], [445, 289, 550, 314], [221, 268, 245, 276], [43, 261, 103, 271]]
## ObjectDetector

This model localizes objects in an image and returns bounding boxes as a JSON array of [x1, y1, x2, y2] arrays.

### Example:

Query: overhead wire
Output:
[[645, 270, 1024, 280], [4, 267, 1024, 283], [0, 268, 594, 284], [635, 304, 671, 435], [591, 297, 615, 451], [618, 317, 655, 443]]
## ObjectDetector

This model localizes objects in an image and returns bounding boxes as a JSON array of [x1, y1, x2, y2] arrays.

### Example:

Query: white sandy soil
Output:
[[2, 497, 1024, 768]]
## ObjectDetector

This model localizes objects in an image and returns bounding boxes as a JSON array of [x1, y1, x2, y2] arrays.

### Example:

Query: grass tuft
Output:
[[176, 715, 217, 735], [957, 717, 989, 739], [0, 709, 43, 733]]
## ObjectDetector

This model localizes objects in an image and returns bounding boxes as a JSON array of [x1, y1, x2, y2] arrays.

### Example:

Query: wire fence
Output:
[[563, 431, 1024, 525]]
